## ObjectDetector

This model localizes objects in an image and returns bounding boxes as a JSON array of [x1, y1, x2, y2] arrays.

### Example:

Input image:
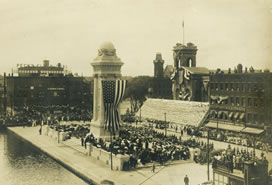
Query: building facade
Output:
[[171, 42, 209, 102], [5, 61, 93, 115], [207, 65, 272, 134]]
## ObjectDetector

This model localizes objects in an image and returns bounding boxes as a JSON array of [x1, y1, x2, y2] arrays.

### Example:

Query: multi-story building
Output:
[[16, 60, 68, 77], [206, 64, 272, 134], [5, 60, 93, 115], [171, 42, 210, 102], [150, 53, 172, 99]]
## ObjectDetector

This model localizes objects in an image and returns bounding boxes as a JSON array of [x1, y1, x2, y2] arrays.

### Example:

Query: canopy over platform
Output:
[[205, 122, 244, 132], [241, 127, 264, 135], [205, 122, 264, 135], [136, 98, 209, 127]]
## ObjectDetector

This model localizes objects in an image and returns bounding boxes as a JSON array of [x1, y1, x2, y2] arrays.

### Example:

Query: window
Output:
[[248, 114, 252, 123], [225, 83, 229, 91], [236, 97, 240, 106], [248, 98, 252, 106], [242, 83, 246, 92], [248, 84, 252, 92], [260, 99, 264, 107], [254, 99, 258, 107], [220, 83, 224, 90], [241, 97, 244, 106], [215, 83, 218, 91], [260, 115, 264, 123], [230, 83, 234, 91], [230, 97, 234, 105], [254, 114, 258, 124], [211, 83, 214, 90]]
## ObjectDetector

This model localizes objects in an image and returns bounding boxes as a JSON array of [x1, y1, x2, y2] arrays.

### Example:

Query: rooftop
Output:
[[183, 67, 210, 75]]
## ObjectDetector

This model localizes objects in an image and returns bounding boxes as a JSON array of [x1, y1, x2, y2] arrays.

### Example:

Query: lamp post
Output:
[[164, 112, 167, 136], [139, 107, 141, 122], [57, 120, 60, 144], [216, 105, 219, 135], [207, 128, 210, 181]]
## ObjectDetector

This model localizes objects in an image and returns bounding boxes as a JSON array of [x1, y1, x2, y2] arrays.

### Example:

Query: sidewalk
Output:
[[8, 127, 211, 185]]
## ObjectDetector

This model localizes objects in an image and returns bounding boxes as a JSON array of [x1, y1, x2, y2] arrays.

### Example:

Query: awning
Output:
[[218, 111, 224, 117], [228, 112, 233, 119], [239, 113, 245, 120], [241, 127, 264, 135], [205, 122, 244, 132], [234, 112, 240, 119]]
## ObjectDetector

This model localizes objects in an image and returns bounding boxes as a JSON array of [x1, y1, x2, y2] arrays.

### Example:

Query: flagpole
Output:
[[182, 20, 185, 45]]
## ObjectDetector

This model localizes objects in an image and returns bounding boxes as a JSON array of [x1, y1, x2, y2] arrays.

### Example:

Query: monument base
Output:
[[90, 120, 119, 141]]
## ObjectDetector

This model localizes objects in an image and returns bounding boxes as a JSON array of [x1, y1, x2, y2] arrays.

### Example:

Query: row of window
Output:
[[210, 83, 264, 92], [210, 97, 264, 107], [19, 70, 64, 74]]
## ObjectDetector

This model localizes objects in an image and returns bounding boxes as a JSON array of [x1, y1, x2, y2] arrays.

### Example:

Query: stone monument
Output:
[[90, 42, 124, 140]]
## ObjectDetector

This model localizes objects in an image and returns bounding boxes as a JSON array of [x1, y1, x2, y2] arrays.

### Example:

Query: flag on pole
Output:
[[102, 80, 126, 133], [182, 20, 185, 45]]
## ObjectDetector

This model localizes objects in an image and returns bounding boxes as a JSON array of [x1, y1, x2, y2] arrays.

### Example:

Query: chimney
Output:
[[237, 64, 243, 73], [43, 60, 49, 67]]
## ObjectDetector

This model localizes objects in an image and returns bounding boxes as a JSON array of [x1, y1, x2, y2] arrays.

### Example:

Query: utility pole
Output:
[[182, 20, 185, 45], [216, 105, 219, 135], [3, 72, 7, 117], [139, 107, 141, 122], [164, 112, 167, 136], [207, 128, 210, 181]]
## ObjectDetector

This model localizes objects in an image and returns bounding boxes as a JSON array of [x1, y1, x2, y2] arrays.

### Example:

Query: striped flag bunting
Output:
[[102, 80, 126, 133], [184, 68, 191, 80]]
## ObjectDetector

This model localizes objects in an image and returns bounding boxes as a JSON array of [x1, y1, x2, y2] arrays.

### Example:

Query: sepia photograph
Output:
[[0, 0, 271, 185]]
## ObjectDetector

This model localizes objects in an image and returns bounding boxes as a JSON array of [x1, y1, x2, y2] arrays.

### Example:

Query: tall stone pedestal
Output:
[[90, 42, 123, 141]]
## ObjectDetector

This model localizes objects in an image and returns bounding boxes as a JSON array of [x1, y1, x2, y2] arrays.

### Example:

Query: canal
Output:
[[0, 128, 89, 185]]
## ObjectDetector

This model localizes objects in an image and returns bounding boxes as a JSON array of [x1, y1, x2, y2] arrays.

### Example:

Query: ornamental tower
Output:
[[90, 42, 124, 139]]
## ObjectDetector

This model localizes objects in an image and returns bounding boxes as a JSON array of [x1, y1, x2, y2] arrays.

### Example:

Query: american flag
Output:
[[102, 80, 126, 133]]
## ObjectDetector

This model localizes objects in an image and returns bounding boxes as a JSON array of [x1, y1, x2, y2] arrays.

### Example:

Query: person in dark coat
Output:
[[39, 127, 42, 135], [184, 175, 189, 185], [81, 137, 84, 147]]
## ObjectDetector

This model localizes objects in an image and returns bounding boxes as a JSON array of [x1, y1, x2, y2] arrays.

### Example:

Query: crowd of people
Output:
[[212, 144, 269, 174], [0, 105, 92, 127], [81, 125, 212, 170], [151, 120, 272, 152]]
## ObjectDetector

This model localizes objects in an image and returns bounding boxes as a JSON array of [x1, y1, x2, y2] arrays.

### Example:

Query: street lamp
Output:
[[164, 112, 167, 136], [139, 107, 141, 122], [207, 128, 210, 181]]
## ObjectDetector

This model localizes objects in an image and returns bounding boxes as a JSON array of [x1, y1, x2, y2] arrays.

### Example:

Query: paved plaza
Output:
[[8, 126, 213, 185]]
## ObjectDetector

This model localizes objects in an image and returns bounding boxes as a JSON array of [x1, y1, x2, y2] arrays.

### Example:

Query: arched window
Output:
[[187, 58, 193, 67]]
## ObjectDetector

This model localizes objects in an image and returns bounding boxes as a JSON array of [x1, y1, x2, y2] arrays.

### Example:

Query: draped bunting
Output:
[[102, 80, 126, 133], [183, 68, 191, 80]]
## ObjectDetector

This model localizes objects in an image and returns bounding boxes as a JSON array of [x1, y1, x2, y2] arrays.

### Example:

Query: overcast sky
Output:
[[0, 0, 271, 76]]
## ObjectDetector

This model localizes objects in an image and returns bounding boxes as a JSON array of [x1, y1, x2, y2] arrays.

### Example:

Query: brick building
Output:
[[171, 42, 209, 102], [5, 60, 93, 115], [206, 65, 272, 134]]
